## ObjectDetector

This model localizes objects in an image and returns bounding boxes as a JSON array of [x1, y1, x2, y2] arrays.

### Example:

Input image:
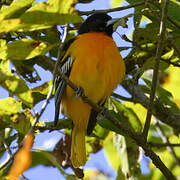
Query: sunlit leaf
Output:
[[111, 98, 142, 133], [0, 97, 22, 115], [0, 61, 34, 107], [92, 123, 109, 139], [13, 109, 33, 135], [32, 80, 53, 95], [104, 133, 121, 170], [161, 49, 174, 60], [0, 0, 34, 21], [142, 77, 180, 114], [110, 0, 124, 8], [0, 0, 82, 33], [125, 102, 147, 126], [0, 38, 54, 60], [0, 19, 22, 34], [163, 66, 180, 107], [113, 134, 130, 177]]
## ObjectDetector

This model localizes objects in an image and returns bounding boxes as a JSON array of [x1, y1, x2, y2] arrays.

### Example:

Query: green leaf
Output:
[[111, 98, 142, 133], [142, 77, 180, 114], [11, 60, 41, 83], [33, 80, 53, 95], [163, 66, 180, 108], [0, 38, 54, 60], [104, 133, 121, 170], [161, 49, 174, 60], [0, 18, 22, 34], [31, 151, 54, 167], [0, 0, 34, 21], [0, 61, 34, 107], [141, 56, 169, 72], [110, 0, 124, 8], [116, 166, 126, 180], [16, 0, 82, 32], [31, 150, 65, 175], [92, 124, 109, 139], [0, 0, 83, 33], [32, 81, 53, 105], [114, 134, 141, 179], [66, 174, 78, 180], [47, 0, 75, 14], [0, 97, 22, 115], [13, 108, 33, 135], [98, 110, 126, 136], [114, 134, 130, 177], [168, 0, 180, 27]]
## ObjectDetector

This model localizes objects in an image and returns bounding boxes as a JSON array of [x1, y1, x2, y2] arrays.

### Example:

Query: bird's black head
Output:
[[78, 13, 114, 37]]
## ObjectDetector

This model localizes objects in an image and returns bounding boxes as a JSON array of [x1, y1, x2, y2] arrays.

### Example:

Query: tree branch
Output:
[[143, 0, 169, 141], [121, 80, 180, 132], [79, 1, 145, 15], [111, 92, 134, 102]]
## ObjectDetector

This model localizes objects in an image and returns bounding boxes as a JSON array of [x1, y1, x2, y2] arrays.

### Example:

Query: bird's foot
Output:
[[75, 86, 84, 99]]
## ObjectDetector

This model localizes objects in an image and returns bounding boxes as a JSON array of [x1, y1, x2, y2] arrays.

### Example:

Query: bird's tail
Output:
[[71, 126, 86, 167]]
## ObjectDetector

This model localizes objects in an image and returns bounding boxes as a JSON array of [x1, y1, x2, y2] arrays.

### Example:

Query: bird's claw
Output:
[[75, 86, 84, 99]]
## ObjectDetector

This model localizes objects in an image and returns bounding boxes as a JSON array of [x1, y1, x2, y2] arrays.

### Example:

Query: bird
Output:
[[54, 13, 125, 168]]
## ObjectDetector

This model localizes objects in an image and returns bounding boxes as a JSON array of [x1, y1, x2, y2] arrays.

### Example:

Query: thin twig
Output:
[[142, 0, 169, 141], [79, 1, 145, 15], [41, 55, 56, 72], [0, 138, 14, 170], [111, 92, 134, 102], [155, 120, 180, 166], [149, 142, 180, 148], [0, 155, 14, 170]]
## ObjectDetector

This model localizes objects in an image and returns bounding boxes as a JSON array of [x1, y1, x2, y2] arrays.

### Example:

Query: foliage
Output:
[[0, 0, 180, 179]]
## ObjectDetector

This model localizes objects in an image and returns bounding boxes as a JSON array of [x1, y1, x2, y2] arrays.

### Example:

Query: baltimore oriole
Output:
[[54, 13, 125, 167]]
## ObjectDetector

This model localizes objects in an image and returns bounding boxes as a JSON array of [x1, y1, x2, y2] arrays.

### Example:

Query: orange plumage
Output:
[[61, 32, 125, 167], [54, 13, 125, 167]]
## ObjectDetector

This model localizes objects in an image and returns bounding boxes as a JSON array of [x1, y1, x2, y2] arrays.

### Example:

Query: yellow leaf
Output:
[[163, 66, 180, 107]]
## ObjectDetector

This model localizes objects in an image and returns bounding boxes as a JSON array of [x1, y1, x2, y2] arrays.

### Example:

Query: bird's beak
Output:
[[106, 18, 119, 27]]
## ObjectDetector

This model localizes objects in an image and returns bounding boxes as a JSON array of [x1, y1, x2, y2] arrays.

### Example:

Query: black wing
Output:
[[54, 39, 75, 126]]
